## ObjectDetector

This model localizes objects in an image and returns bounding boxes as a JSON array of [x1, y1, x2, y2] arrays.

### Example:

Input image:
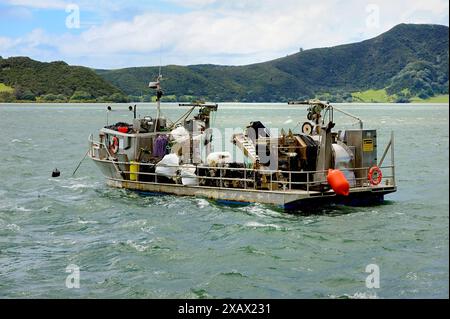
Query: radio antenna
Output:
[[158, 43, 162, 77], [149, 50, 164, 132]]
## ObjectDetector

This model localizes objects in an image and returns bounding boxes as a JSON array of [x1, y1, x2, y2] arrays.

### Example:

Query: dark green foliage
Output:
[[109, 92, 129, 103], [386, 61, 448, 98], [97, 24, 449, 102], [0, 91, 14, 102], [70, 90, 92, 100], [41, 93, 59, 101], [14, 85, 36, 101], [0, 56, 126, 102], [395, 96, 411, 103]]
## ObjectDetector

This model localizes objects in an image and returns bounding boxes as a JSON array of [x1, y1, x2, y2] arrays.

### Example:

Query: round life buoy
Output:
[[109, 136, 119, 154], [368, 166, 382, 185]]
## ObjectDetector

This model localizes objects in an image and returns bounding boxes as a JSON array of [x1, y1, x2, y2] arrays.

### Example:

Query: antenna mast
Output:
[[149, 70, 163, 133]]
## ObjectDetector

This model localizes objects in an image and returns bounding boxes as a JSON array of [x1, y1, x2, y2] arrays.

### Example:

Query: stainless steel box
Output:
[[344, 129, 377, 183]]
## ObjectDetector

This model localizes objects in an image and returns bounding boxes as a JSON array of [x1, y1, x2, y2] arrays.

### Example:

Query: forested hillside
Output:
[[96, 24, 449, 103]]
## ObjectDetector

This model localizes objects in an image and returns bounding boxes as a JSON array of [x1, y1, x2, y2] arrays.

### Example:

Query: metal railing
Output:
[[88, 132, 396, 195]]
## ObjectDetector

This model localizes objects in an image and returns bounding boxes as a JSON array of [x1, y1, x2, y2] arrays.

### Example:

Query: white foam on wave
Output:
[[283, 118, 293, 124], [330, 291, 378, 299], [406, 272, 418, 281], [3, 223, 21, 232], [196, 198, 210, 209], [123, 219, 147, 228], [61, 183, 94, 190], [302, 217, 317, 225], [243, 204, 284, 219], [11, 139, 22, 143], [78, 219, 98, 224], [126, 240, 149, 252], [38, 206, 51, 212], [141, 225, 154, 234], [245, 221, 282, 230]]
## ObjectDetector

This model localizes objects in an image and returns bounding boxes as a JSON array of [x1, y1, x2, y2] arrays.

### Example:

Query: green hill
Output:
[[1, 23, 448, 103], [96, 23, 449, 103], [0, 56, 127, 102]]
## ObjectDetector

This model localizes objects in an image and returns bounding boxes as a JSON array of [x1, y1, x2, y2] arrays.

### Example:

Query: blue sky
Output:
[[0, 0, 448, 69]]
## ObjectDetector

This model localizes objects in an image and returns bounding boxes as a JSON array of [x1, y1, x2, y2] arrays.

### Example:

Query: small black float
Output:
[[51, 168, 61, 178]]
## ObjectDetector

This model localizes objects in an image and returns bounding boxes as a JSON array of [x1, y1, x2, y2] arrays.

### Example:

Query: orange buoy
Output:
[[327, 169, 350, 196]]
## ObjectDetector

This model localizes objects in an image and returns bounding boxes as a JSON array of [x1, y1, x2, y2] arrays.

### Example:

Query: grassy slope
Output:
[[351, 89, 449, 103], [351, 89, 393, 103], [410, 94, 449, 103], [0, 83, 14, 93]]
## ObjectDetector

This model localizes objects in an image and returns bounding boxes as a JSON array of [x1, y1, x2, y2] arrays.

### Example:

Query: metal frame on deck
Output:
[[88, 132, 396, 197]]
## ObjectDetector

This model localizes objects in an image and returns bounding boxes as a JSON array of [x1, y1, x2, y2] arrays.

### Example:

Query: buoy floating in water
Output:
[[327, 169, 350, 196], [52, 168, 60, 178]]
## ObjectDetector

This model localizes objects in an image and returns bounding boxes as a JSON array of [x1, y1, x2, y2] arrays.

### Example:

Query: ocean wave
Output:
[[239, 245, 266, 255], [244, 221, 282, 230], [126, 240, 149, 252], [140, 225, 154, 234], [14, 206, 32, 212], [122, 219, 148, 228], [330, 291, 379, 299], [78, 219, 98, 224], [219, 270, 248, 278], [61, 183, 95, 190], [241, 203, 283, 218], [196, 198, 210, 209], [2, 223, 21, 232]]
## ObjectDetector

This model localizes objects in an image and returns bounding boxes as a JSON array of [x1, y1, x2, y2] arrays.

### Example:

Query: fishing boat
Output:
[[88, 75, 397, 210]]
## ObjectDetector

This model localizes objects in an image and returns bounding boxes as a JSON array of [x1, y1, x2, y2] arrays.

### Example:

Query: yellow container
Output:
[[130, 161, 139, 181]]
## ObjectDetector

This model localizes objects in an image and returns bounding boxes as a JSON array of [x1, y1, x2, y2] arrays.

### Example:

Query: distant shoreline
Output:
[[1, 94, 448, 105], [1, 101, 448, 106]]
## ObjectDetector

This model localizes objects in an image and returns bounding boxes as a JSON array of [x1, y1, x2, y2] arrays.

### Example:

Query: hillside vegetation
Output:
[[96, 24, 449, 103], [0, 24, 448, 103], [0, 57, 127, 102]]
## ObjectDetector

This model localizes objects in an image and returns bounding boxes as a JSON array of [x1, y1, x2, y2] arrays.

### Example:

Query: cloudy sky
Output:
[[0, 0, 448, 69]]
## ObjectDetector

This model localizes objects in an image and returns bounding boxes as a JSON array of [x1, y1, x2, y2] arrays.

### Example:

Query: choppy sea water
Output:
[[0, 103, 448, 299]]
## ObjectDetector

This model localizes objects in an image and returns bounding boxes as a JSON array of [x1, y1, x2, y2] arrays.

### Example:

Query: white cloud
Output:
[[0, 37, 14, 50], [165, 0, 218, 8], [0, 28, 61, 61], [5, 0, 68, 9], [1, 0, 448, 68], [58, 0, 347, 65]]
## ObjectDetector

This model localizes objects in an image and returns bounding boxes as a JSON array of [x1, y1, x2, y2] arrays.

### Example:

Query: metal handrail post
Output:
[[307, 172, 309, 195], [391, 131, 395, 186], [244, 169, 247, 189], [289, 172, 292, 190]]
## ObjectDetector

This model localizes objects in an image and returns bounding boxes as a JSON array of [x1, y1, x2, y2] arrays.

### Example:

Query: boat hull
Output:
[[105, 177, 396, 211], [91, 156, 396, 211]]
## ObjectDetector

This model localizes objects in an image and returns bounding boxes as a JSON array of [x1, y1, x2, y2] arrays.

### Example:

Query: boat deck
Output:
[[89, 131, 397, 210]]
